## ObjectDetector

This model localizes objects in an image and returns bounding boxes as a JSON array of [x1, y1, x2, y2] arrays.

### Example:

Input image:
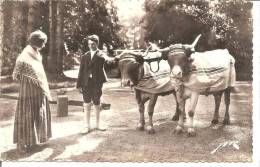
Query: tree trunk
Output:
[[47, 0, 64, 76], [2, 1, 13, 75], [27, 0, 35, 36], [56, 0, 64, 74], [2, 1, 27, 75], [47, 0, 57, 74], [12, 2, 28, 49], [0, 1, 3, 76]]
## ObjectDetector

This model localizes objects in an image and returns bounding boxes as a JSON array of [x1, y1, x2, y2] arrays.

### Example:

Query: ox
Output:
[[160, 43, 236, 137], [117, 49, 179, 134]]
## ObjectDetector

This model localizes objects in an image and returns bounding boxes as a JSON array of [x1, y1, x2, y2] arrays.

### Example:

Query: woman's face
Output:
[[36, 40, 47, 51], [40, 42, 46, 50]]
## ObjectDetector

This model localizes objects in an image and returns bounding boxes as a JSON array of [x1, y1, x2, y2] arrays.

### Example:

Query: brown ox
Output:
[[117, 52, 179, 134]]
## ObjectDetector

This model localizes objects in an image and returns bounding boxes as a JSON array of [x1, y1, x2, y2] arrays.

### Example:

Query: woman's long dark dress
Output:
[[13, 67, 52, 147]]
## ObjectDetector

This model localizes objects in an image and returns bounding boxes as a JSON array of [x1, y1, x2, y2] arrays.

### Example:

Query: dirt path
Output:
[[0, 79, 252, 162]]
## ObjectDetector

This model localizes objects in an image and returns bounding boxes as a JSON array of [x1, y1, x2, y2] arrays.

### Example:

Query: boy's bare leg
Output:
[[94, 104, 106, 131], [80, 103, 91, 134]]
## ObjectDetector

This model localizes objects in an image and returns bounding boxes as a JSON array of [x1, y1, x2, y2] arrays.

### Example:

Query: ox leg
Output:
[[211, 92, 223, 124], [172, 93, 179, 121], [137, 102, 145, 131], [187, 92, 199, 137], [146, 95, 158, 134], [223, 88, 231, 125], [172, 101, 187, 121], [172, 92, 187, 121], [172, 102, 180, 121], [174, 98, 185, 134], [136, 91, 146, 131]]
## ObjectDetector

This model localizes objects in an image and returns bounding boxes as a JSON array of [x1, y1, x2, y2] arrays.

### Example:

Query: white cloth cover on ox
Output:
[[184, 49, 236, 93], [134, 60, 174, 95]]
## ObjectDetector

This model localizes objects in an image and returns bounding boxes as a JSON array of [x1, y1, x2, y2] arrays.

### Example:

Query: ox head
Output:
[[117, 46, 152, 87], [149, 42, 194, 80], [153, 34, 201, 82], [117, 52, 145, 87], [161, 45, 195, 95], [166, 46, 194, 80]]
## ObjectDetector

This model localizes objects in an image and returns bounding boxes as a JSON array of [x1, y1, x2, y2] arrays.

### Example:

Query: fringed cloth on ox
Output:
[[183, 49, 236, 93], [134, 60, 174, 96], [12, 45, 52, 147]]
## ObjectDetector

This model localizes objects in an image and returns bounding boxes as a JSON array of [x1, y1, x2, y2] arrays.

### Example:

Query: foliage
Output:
[[1, 0, 49, 75], [1, 1, 26, 75], [63, 0, 123, 53], [1, 0, 123, 75], [143, 0, 253, 80]]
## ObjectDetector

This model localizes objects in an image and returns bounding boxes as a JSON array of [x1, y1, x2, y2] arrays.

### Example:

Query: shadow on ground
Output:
[[0, 80, 253, 162]]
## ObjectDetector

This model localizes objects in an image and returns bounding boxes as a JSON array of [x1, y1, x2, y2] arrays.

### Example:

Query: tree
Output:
[[63, 0, 123, 53], [1, 0, 122, 76], [1, 0, 49, 75], [1, 1, 27, 75], [143, 0, 253, 80], [0, 1, 3, 77], [47, 0, 64, 76], [56, 0, 64, 74], [27, 0, 35, 37], [47, 0, 57, 74]]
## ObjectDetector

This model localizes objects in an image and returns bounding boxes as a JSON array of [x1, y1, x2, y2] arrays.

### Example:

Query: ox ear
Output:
[[161, 52, 168, 60], [185, 47, 194, 57], [188, 57, 194, 63], [135, 55, 144, 64]]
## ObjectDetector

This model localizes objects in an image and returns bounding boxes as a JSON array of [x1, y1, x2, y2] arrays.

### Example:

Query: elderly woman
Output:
[[12, 30, 52, 152]]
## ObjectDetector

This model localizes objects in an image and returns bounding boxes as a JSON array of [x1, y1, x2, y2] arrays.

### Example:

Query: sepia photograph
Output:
[[0, 0, 259, 165]]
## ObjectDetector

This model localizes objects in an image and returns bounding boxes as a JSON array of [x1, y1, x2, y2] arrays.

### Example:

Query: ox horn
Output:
[[143, 45, 152, 57], [190, 34, 201, 49]]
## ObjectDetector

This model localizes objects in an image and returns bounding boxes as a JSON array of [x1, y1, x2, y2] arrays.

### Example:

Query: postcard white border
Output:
[[2, 1, 260, 167]]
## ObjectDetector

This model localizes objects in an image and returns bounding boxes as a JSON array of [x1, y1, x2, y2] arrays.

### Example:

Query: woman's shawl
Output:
[[12, 45, 52, 100]]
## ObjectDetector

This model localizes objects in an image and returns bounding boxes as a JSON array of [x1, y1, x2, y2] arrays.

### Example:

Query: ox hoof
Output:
[[211, 119, 219, 124], [172, 115, 179, 121], [172, 116, 186, 122], [136, 123, 145, 131], [223, 119, 230, 125], [187, 128, 196, 137], [174, 126, 184, 135], [146, 126, 155, 134]]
